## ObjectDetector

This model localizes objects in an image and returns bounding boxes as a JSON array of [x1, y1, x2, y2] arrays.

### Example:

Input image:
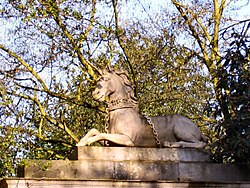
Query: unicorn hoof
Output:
[[76, 140, 87, 146]]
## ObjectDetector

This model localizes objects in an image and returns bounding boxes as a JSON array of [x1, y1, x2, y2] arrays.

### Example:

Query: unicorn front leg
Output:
[[83, 133, 135, 147], [76, 128, 102, 146]]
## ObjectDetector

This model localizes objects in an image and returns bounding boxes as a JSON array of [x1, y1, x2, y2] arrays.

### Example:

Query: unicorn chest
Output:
[[109, 109, 141, 135]]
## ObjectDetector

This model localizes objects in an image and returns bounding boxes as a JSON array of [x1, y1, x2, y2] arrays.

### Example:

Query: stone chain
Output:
[[104, 108, 110, 146], [142, 112, 162, 148], [104, 108, 109, 133], [104, 106, 161, 147]]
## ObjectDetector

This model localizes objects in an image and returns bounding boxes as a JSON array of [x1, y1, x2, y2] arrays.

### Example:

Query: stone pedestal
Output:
[[16, 147, 250, 183], [69, 146, 211, 162], [2, 178, 250, 188], [1, 146, 249, 188]]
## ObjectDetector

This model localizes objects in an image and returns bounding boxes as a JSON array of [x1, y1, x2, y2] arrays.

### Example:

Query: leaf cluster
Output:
[[212, 24, 250, 164]]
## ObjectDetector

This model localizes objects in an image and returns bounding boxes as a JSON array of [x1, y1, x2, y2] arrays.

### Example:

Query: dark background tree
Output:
[[212, 24, 250, 163], [169, 0, 249, 163]]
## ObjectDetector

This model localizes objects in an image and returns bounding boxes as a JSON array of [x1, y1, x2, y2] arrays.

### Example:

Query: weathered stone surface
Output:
[[2, 178, 250, 188], [17, 147, 250, 182], [19, 160, 114, 179], [18, 160, 250, 182], [69, 146, 211, 162], [79, 69, 207, 148], [179, 163, 250, 182], [19, 160, 180, 180], [113, 161, 178, 180]]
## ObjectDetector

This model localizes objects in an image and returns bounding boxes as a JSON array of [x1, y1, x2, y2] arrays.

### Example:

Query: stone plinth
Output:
[[2, 178, 250, 188], [17, 147, 250, 182], [69, 147, 211, 162]]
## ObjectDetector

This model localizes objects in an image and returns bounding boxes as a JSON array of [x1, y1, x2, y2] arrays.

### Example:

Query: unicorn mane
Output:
[[106, 68, 138, 105]]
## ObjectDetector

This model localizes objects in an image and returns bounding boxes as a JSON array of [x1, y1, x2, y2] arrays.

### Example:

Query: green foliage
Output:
[[0, 126, 23, 177], [212, 25, 250, 163], [113, 26, 212, 121], [169, 0, 249, 163], [0, 0, 108, 177]]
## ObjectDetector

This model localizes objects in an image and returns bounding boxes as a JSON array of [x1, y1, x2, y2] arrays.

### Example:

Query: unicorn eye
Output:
[[96, 84, 102, 89]]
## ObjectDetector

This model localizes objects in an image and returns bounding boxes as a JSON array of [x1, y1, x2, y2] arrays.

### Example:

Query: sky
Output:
[[1, 0, 250, 40], [120, 0, 250, 19], [0, 0, 249, 76]]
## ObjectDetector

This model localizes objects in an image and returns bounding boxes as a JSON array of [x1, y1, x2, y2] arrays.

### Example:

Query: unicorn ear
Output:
[[106, 65, 114, 72], [101, 68, 109, 75], [99, 69, 104, 76], [119, 73, 130, 85]]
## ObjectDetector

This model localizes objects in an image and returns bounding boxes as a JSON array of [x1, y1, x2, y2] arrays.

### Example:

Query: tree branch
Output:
[[112, 0, 138, 96], [172, 1, 212, 43], [11, 81, 106, 112], [79, 0, 97, 49], [0, 43, 50, 91], [39, 0, 101, 79], [219, 18, 250, 32], [212, 0, 224, 63], [171, 0, 211, 68], [8, 91, 80, 143]]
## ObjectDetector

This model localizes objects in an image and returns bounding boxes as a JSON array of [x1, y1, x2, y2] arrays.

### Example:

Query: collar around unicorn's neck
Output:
[[107, 98, 138, 112]]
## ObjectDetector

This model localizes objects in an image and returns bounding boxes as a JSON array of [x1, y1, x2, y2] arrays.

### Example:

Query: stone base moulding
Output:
[[17, 147, 250, 183], [69, 146, 212, 162], [1, 178, 250, 188]]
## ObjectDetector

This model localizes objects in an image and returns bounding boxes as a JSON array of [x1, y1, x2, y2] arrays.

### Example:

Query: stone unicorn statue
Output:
[[77, 68, 207, 148]]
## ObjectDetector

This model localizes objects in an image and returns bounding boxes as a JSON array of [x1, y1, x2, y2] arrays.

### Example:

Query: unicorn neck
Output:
[[109, 84, 128, 102], [107, 98, 138, 112]]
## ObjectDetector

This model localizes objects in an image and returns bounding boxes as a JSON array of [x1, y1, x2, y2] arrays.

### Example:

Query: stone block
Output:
[[19, 160, 114, 179], [19, 159, 250, 182], [19, 160, 179, 180], [114, 161, 178, 180], [18, 147, 250, 182], [179, 163, 250, 182], [69, 146, 211, 162], [2, 178, 250, 188]]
